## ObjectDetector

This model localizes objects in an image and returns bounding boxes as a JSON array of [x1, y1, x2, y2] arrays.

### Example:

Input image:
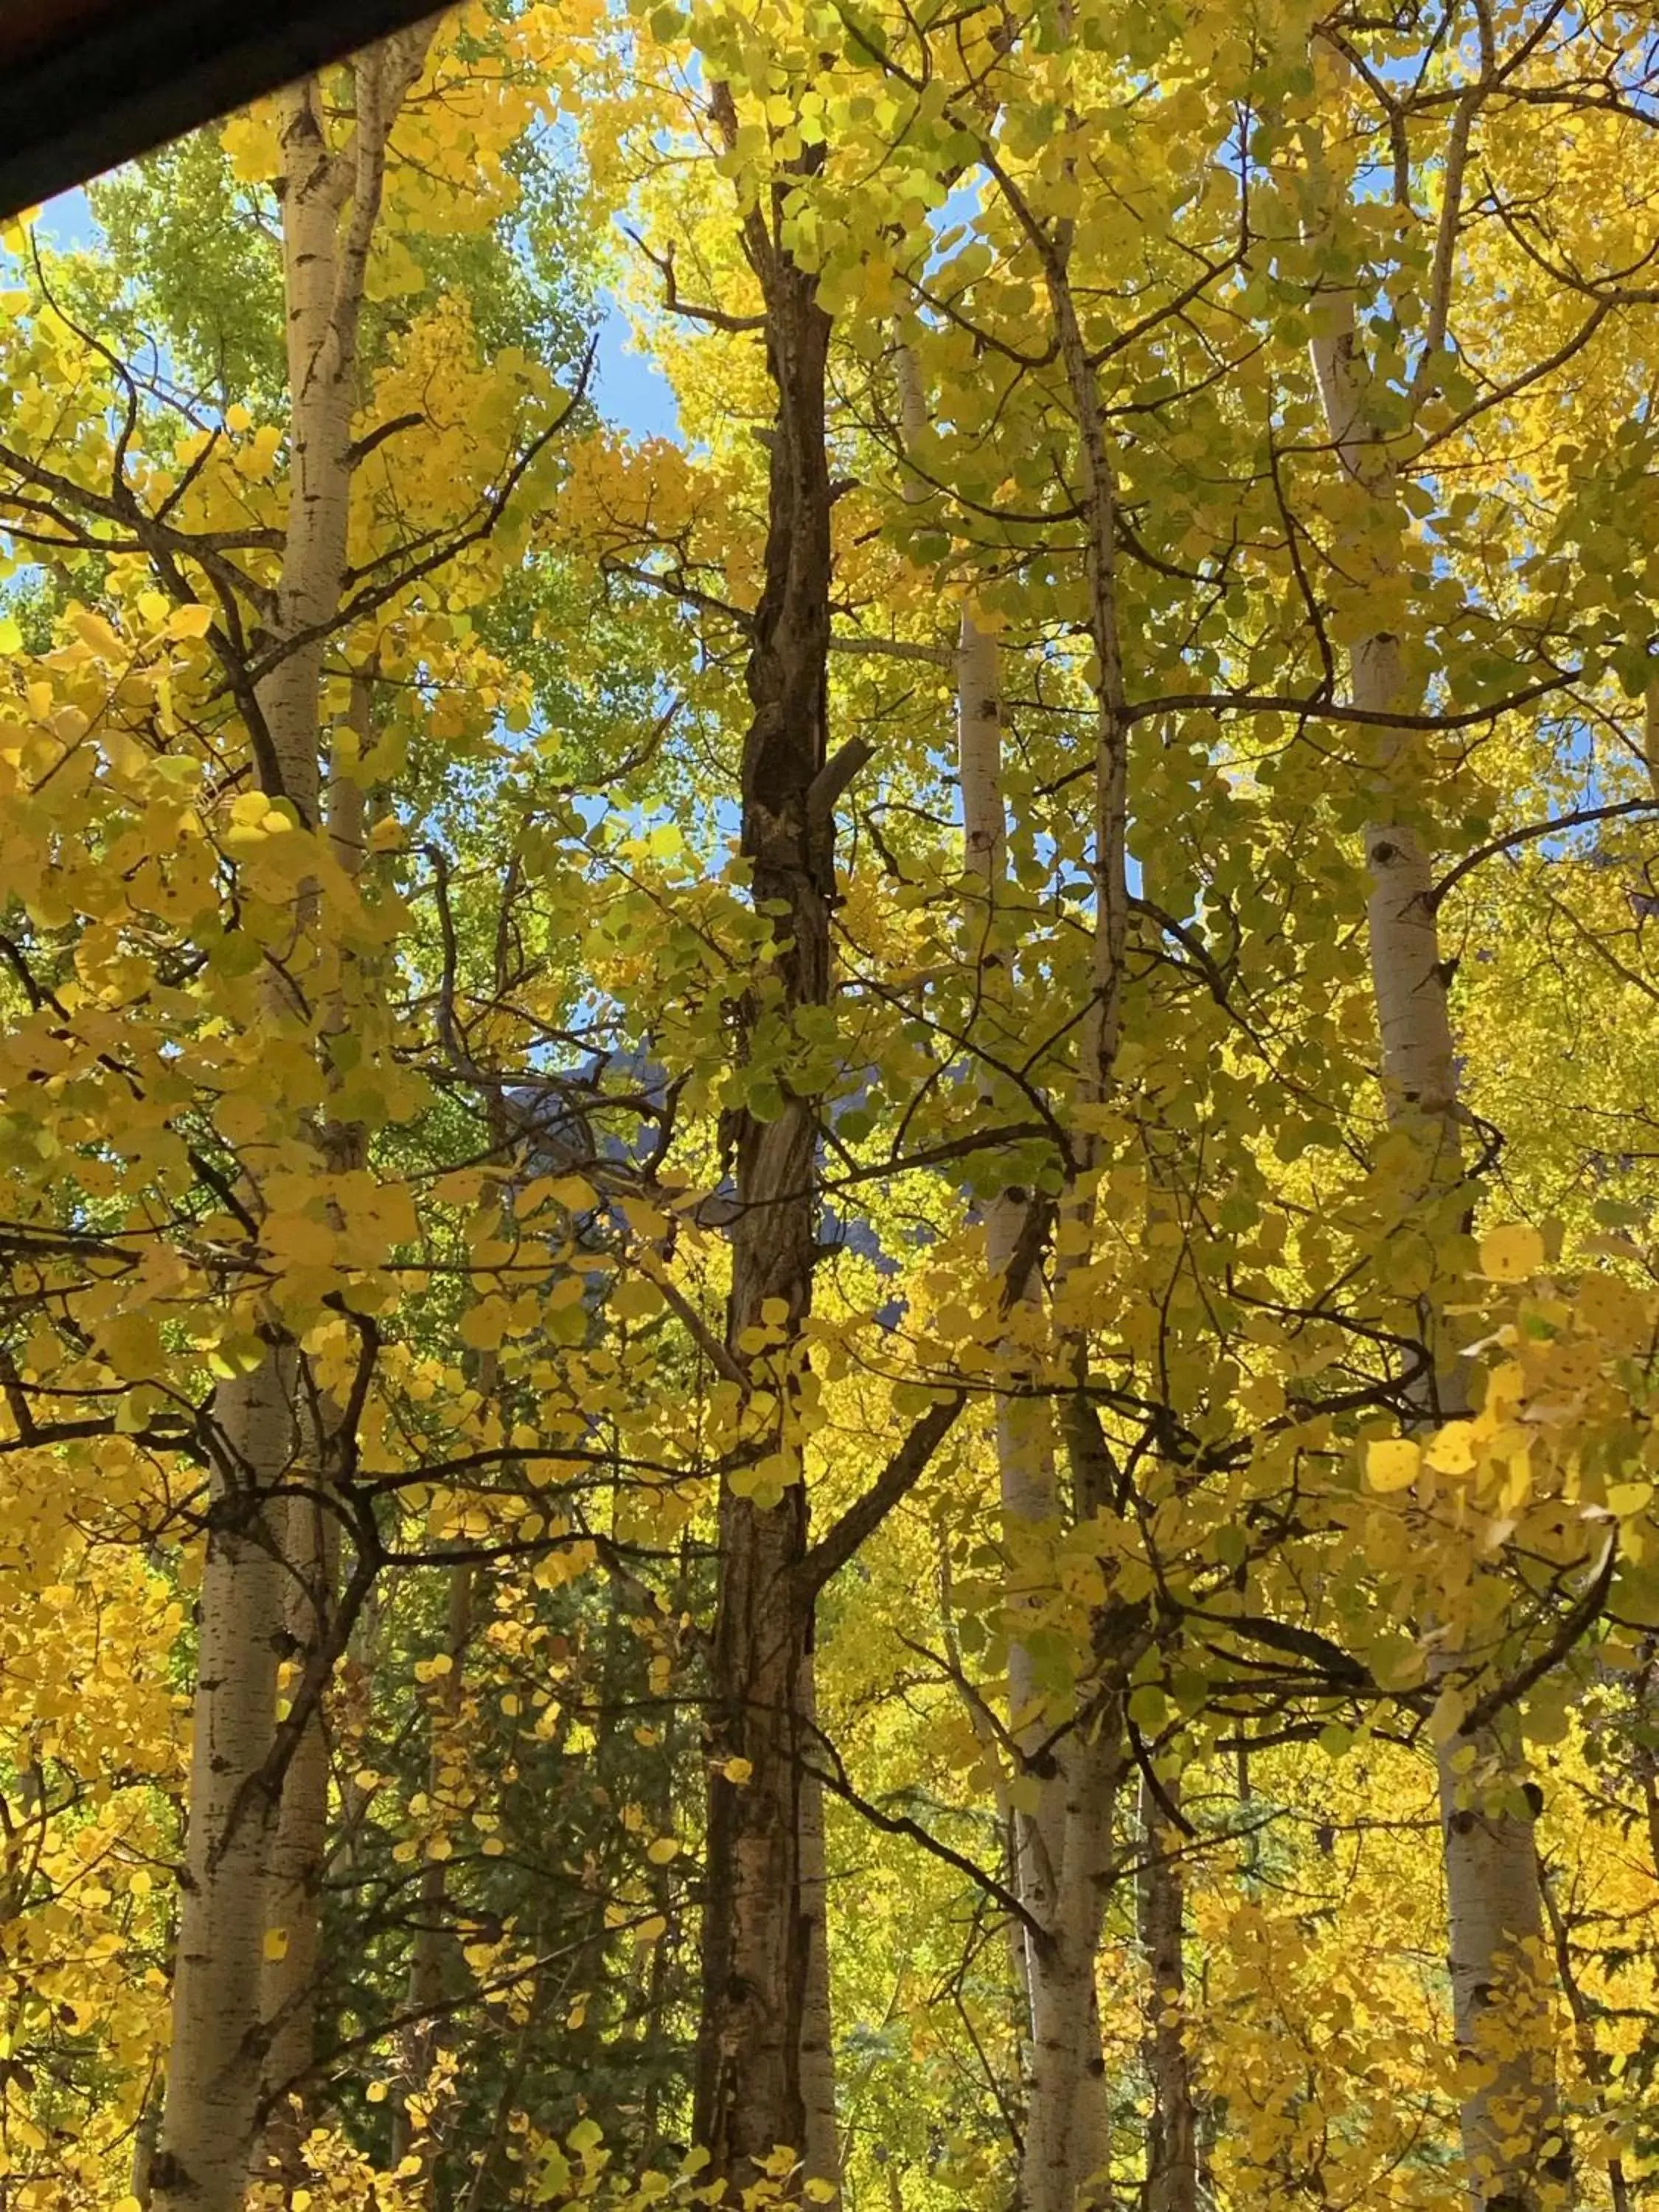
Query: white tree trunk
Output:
[[1018, 232, 1139, 2212], [1018, 1735, 1122, 2212], [903, 319, 1122, 2212], [153, 1358, 297, 2212], [1138, 1772, 1197, 2212], [258, 684, 375, 2163], [1310, 160, 1562, 2210], [957, 606, 1068, 2055], [957, 565, 1115, 2212], [156, 43, 430, 2205], [256, 1481, 335, 2170], [261, 35, 431, 818]]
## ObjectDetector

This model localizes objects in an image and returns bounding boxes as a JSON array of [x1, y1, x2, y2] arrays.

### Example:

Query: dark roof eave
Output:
[[0, 0, 445, 221]]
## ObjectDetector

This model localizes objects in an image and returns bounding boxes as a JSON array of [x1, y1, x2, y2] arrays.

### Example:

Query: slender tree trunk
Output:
[[1018, 1739, 1123, 2212], [1308, 108, 1562, 2209], [261, 686, 366, 2140], [154, 43, 430, 2208], [905, 243, 1138, 2208], [153, 1357, 299, 2212], [1010, 206, 1139, 2212], [1138, 1772, 1197, 2212], [260, 38, 431, 817], [693, 115, 844, 2197], [958, 601, 1118, 2202], [798, 1641, 840, 2191], [897, 343, 1064, 2143], [257, 1478, 336, 2171], [960, 615, 1079, 2062], [254, 38, 431, 2154]]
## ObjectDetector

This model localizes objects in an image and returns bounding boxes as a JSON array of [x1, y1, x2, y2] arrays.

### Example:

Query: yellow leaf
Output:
[[266, 1213, 335, 1270], [1479, 1222, 1544, 1282], [1575, 1271, 1652, 1354], [619, 1194, 670, 1238], [1425, 1422, 1475, 1475], [100, 1310, 163, 1381], [1366, 1438, 1421, 1492], [459, 1298, 508, 1351], [645, 1836, 680, 1864], [721, 1756, 754, 1784], [366, 2081, 389, 2104], [222, 111, 279, 181], [1427, 1686, 1467, 1745], [1607, 1481, 1653, 1517], [263, 1927, 289, 1961], [548, 1175, 597, 1211], [168, 603, 213, 640]]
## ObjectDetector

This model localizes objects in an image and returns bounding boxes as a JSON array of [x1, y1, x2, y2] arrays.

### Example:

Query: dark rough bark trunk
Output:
[[692, 131, 840, 2196]]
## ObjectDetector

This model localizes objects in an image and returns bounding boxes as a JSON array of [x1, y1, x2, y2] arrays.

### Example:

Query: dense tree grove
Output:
[[1, 2, 1659, 2208]]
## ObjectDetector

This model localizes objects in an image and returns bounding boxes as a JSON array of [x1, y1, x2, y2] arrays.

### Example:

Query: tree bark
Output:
[[1018, 1731, 1124, 2212], [260, 35, 431, 821], [798, 1641, 840, 2192], [692, 114, 841, 2197], [1016, 192, 1138, 2212], [260, 669, 381, 2165], [957, 612, 1070, 2059], [1138, 1771, 1198, 2212], [153, 1357, 298, 2212], [907, 209, 1141, 2205], [155, 42, 429, 2208], [256, 1474, 336, 2171], [1307, 98, 1562, 2210]]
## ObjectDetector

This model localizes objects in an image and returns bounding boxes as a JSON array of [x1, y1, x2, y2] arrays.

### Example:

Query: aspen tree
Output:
[[1302, 48, 1562, 2212], [257, 669, 375, 2172], [965, 141, 1142, 2212], [156, 33, 434, 2208], [1138, 1772, 1198, 2212], [895, 327, 1116, 2207]]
